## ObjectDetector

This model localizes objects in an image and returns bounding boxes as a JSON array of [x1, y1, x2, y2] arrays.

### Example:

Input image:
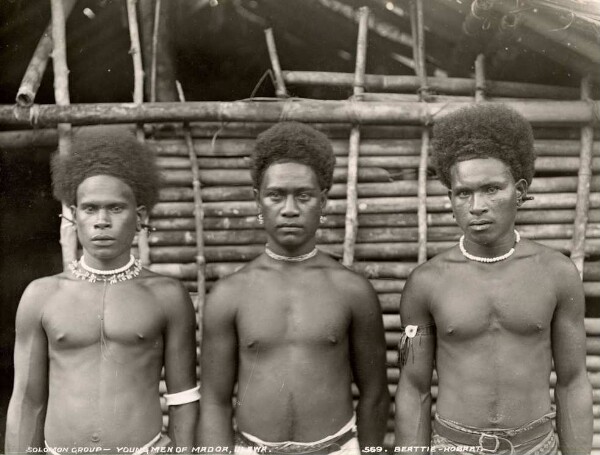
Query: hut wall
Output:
[[144, 116, 599, 447]]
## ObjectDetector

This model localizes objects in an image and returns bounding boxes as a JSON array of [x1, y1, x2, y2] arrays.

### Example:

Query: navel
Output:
[[327, 335, 338, 344], [247, 340, 257, 348], [137, 333, 145, 340]]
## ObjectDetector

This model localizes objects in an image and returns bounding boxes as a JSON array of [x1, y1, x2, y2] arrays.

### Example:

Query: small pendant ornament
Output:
[[459, 230, 520, 263], [69, 254, 142, 284]]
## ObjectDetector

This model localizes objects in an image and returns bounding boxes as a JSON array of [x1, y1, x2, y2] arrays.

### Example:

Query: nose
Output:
[[281, 195, 299, 217], [469, 192, 488, 215], [94, 209, 111, 228]]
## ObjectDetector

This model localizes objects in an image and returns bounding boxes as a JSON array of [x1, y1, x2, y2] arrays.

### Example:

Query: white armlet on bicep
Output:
[[164, 385, 200, 406]]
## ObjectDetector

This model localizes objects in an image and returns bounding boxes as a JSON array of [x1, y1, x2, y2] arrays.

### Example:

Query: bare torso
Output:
[[42, 272, 168, 449], [232, 255, 356, 441], [428, 240, 558, 427]]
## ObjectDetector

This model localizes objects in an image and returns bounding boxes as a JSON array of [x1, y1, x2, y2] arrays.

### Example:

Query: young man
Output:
[[394, 104, 592, 455], [5, 127, 198, 454], [198, 122, 388, 454]]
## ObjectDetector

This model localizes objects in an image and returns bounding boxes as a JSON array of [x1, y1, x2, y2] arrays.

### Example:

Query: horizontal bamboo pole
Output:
[[151, 193, 600, 218], [153, 259, 600, 285], [150, 209, 600, 231], [2, 125, 596, 149], [155, 155, 600, 173], [150, 138, 600, 158], [3, 99, 599, 127], [147, 239, 600, 263], [160, 167, 391, 186], [147, 224, 600, 247], [158, 177, 600, 203], [281, 72, 580, 99]]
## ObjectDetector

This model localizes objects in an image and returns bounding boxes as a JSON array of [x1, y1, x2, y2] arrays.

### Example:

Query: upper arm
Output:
[[199, 280, 238, 405], [348, 276, 387, 394], [398, 267, 435, 392], [550, 257, 587, 386], [12, 280, 49, 401], [161, 279, 198, 393]]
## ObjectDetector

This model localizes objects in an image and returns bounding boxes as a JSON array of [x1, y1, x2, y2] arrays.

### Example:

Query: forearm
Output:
[[555, 376, 593, 455], [394, 381, 432, 454], [198, 401, 234, 450], [5, 396, 46, 454], [356, 390, 389, 448], [168, 402, 199, 450]]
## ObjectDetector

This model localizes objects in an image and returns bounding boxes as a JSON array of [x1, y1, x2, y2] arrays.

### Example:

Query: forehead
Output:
[[76, 174, 136, 204], [450, 157, 514, 188], [261, 162, 320, 190]]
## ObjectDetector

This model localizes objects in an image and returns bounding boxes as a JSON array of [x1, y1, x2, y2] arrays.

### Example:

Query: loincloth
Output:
[[431, 412, 558, 455], [45, 432, 172, 455], [234, 414, 360, 455]]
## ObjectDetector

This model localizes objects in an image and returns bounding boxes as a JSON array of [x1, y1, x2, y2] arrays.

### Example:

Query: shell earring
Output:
[[257, 213, 264, 225], [320, 215, 327, 224]]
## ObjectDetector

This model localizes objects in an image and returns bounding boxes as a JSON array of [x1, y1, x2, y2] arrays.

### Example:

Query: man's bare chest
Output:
[[43, 287, 165, 349]]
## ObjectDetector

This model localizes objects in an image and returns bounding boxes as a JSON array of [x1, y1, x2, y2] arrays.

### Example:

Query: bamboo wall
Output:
[[144, 117, 600, 448]]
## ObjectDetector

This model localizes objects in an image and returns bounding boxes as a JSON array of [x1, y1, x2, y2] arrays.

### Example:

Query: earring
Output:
[[257, 213, 264, 225], [320, 215, 327, 224], [516, 197, 523, 207]]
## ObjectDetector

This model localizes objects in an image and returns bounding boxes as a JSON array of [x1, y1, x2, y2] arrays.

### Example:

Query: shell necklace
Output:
[[69, 254, 142, 284], [459, 230, 520, 263], [265, 246, 318, 262]]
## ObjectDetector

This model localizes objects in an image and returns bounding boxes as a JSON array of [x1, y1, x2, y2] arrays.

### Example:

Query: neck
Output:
[[265, 244, 318, 262], [82, 252, 132, 271], [462, 229, 517, 258]]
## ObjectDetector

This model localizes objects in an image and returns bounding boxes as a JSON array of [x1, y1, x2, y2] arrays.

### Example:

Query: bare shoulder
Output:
[[204, 260, 260, 316], [405, 250, 449, 293], [17, 274, 66, 324], [521, 239, 583, 292], [139, 269, 194, 317]]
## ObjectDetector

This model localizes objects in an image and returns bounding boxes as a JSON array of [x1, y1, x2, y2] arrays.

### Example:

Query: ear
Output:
[[70, 205, 77, 222], [515, 179, 528, 206], [320, 189, 329, 211], [136, 205, 147, 228], [253, 188, 262, 212]]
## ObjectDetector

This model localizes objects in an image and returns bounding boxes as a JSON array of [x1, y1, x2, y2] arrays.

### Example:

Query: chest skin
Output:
[[42, 280, 165, 351], [431, 261, 556, 342], [236, 271, 351, 351]]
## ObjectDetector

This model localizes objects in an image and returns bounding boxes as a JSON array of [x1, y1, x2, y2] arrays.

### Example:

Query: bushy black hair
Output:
[[432, 104, 535, 188], [51, 126, 161, 209], [250, 122, 336, 191]]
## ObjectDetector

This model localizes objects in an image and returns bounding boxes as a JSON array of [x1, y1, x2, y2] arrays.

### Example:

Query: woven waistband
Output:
[[433, 413, 555, 452]]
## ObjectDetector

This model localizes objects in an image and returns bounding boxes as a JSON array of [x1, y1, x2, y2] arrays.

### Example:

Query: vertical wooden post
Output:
[[126, 0, 151, 266], [475, 54, 486, 102], [150, 0, 162, 103], [264, 28, 287, 98], [571, 75, 594, 277], [411, 0, 429, 264], [176, 81, 206, 348], [342, 6, 369, 268], [50, 0, 77, 270]]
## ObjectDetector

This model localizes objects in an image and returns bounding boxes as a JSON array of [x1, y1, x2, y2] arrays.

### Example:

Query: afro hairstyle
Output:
[[432, 103, 535, 188], [250, 122, 336, 191], [51, 126, 161, 209]]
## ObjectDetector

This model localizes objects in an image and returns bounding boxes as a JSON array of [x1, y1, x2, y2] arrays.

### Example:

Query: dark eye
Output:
[[110, 206, 123, 213], [456, 190, 470, 198], [268, 191, 283, 201], [297, 193, 311, 202], [82, 206, 95, 214], [486, 187, 499, 194]]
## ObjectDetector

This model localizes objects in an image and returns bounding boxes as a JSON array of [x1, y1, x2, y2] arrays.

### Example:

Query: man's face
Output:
[[449, 158, 524, 247], [256, 162, 326, 255], [73, 175, 144, 268]]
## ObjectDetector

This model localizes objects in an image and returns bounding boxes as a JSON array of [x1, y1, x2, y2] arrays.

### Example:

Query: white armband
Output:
[[164, 385, 200, 406]]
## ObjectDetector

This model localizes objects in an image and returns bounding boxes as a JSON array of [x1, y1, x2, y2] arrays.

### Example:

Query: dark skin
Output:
[[198, 162, 388, 450], [394, 158, 592, 455], [6, 175, 198, 453]]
